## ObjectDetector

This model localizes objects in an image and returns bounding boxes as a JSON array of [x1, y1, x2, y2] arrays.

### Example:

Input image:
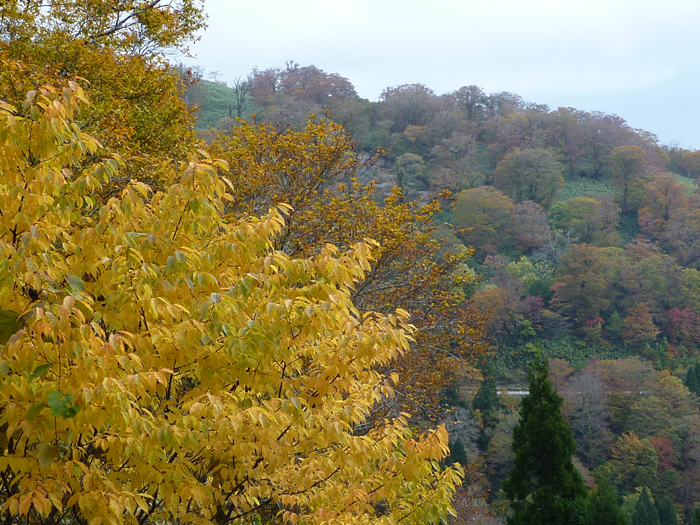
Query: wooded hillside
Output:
[[187, 63, 700, 523], [4, 2, 700, 521]]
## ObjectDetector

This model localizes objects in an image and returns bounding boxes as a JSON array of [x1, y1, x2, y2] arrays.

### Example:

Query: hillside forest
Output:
[[187, 63, 700, 523], [2, 1, 700, 524]]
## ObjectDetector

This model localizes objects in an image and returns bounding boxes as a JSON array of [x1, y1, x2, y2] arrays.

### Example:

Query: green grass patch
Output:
[[540, 337, 634, 362], [673, 173, 698, 196], [191, 80, 257, 130], [555, 176, 616, 203], [491, 337, 637, 384]]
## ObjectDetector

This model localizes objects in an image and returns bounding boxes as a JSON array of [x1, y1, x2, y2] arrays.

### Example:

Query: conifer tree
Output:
[[692, 508, 700, 525], [503, 353, 588, 525], [633, 487, 660, 525], [473, 374, 500, 414], [473, 370, 500, 451], [446, 438, 469, 467], [584, 478, 628, 525], [685, 364, 700, 396], [654, 496, 677, 525]]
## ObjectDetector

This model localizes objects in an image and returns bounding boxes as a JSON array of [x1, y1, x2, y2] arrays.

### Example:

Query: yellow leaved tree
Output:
[[1, 0, 206, 191], [0, 85, 460, 523]]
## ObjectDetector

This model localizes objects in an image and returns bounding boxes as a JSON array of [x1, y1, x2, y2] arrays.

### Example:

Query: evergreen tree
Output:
[[441, 383, 469, 408], [473, 374, 500, 414], [503, 353, 588, 525], [446, 438, 468, 467], [654, 496, 677, 525], [584, 478, 628, 525], [692, 508, 700, 525], [685, 364, 700, 395], [683, 365, 694, 394], [474, 370, 501, 451], [476, 428, 491, 452], [632, 487, 660, 525]]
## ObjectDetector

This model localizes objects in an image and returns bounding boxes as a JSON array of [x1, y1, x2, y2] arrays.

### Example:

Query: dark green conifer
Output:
[[473, 375, 500, 414], [446, 437, 468, 467], [607, 310, 624, 340], [474, 367, 500, 452], [654, 496, 677, 525], [584, 478, 627, 525], [633, 487, 660, 525], [503, 353, 588, 525], [683, 365, 694, 393], [685, 364, 700, 396]]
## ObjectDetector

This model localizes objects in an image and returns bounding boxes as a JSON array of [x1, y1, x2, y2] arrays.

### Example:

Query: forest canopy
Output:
[[6, 1, 700, 523], [187, 60, 700, 522], [0, 72, 463, 525], [0, 3, 489, 524]]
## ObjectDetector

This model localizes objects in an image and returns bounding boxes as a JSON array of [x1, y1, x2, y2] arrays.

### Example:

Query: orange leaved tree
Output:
[[0, 0, 206, 189], [210, 121, 489, 419]]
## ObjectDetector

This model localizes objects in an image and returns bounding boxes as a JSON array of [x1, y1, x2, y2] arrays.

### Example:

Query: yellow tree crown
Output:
[[0, 84, 460, 524]]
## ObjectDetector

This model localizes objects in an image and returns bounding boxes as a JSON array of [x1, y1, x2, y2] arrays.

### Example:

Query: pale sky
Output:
[[186, 0, 700, 148]]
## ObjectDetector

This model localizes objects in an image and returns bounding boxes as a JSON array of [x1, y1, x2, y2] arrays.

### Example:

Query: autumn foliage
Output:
[[208, 120, 489, 417], [0, 84, 464, 524], [0, 0, 204, 189]]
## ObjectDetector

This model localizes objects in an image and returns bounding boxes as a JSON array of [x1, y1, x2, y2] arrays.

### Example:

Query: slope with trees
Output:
[[0, 5, 494, 525], [188, 61, 700, 523], [9, 4, 700, 520]]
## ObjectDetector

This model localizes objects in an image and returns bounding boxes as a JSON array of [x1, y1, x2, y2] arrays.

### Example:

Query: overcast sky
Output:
[[186, 0, 700, 148]]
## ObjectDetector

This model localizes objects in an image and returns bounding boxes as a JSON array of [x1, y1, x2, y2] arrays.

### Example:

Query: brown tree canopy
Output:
[[209, 120, 489, 418], [493, 147, 565, 207], [609, 145, 649, 213]]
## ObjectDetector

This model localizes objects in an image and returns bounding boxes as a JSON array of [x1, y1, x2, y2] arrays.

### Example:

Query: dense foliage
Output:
[[1, 0, 203, 188], [0, 5, 492, 525], [7, 1, 700, 521], [189, 61, 700, 523], [0, 79, 464, 525]]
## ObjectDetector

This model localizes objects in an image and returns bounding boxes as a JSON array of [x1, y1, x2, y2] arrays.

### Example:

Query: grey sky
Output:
[[187, 0, 700, 148]]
